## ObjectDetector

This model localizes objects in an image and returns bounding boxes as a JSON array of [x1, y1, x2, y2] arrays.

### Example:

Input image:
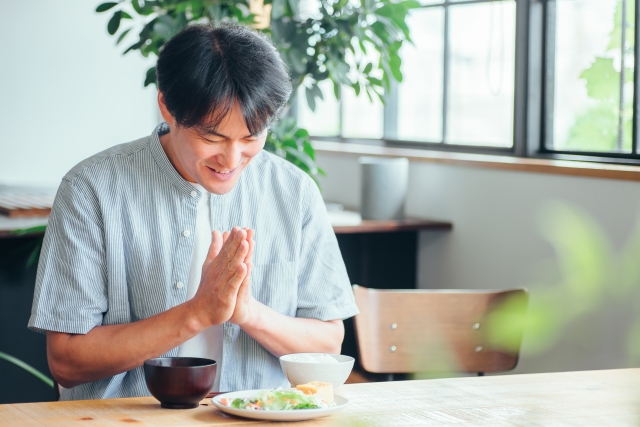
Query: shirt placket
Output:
[[171, 191, 199, 308]]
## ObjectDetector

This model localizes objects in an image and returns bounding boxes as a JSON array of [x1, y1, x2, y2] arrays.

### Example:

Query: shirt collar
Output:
[[149, 123, 197, 196]]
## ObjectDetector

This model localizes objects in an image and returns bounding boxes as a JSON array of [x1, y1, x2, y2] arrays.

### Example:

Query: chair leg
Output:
[[53, 380, 60, 401], [386, 373, 394, 382], [477, 372, 484, 377]]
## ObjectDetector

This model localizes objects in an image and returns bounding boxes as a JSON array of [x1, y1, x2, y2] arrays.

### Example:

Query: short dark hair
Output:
[[156, 23, 291, 135]]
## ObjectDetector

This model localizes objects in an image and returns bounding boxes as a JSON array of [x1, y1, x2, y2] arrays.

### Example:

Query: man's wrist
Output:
[[181, 299, 208, 335], [238, 298, 262, 331]]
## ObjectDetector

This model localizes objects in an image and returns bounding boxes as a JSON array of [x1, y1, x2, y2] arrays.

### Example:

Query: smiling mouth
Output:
[[210, 167, 233, 174], [207, 166, 237, 179]]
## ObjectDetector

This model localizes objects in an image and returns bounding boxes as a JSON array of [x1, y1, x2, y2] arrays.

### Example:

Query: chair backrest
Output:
[[352, 285, 528, 375]]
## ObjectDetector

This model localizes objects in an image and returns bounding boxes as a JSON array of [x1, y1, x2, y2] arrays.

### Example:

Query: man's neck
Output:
[[159, 130, 197, 183]]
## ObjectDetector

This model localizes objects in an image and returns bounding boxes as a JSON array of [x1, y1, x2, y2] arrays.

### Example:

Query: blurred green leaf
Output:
[[116, 28, 131, 45], [272, 0, 287, 19], [26, 239, 43, 267], [11, 225, 47, 236], [285, 146, 318, 175], [580, 57, 619, 101], [484, 202, 640, 359], [123, 39, 144, 55], [287, 49, 307, 74], [96, 2, 118, 12], [305, 84, 322, 111], [265, 118, 322, 186], [485, 293, 529, 352], [132, 0, 144, 14], [388, 53, 403, 82], [107, 10, 122, 35], [305, 86, 317, 112], [617, 219, 640, 296], [287, 0, 299, 17], [295, 129, 310, 140], [153, 21, 174, 40], [144, 66, 156, 87]]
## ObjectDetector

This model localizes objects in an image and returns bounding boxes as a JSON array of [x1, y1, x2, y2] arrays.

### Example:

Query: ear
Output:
[[157, 92, 175, 125]]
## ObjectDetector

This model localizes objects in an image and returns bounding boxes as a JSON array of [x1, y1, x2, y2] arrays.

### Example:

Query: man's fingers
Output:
[[219, 239, 249, 282], [222, 231, 230, 243], [244, 229, 255, 264], [204, 230, 223, 266], [224, 228, 246, 261], [224, 262, 247, 297], [239, 262, 252, 298], [212, 227, 244, 269]]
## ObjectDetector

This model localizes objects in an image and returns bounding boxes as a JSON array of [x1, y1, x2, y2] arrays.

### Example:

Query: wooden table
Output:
[[2, 369, 639, 426]]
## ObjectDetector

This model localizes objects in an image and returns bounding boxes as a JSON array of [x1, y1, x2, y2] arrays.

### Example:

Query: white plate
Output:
[[211, 389, 349, 421]]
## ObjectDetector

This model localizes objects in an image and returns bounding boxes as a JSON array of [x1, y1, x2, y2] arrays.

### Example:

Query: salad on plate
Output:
[[220, 382, 335, 411]]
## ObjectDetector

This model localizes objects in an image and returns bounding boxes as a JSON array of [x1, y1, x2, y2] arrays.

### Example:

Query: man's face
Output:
[[158, 93, 267, 195]]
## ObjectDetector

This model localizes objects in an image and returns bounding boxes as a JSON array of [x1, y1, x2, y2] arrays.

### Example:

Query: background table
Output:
[[1, 368, 639, 426], [329, 212, 452, 381]]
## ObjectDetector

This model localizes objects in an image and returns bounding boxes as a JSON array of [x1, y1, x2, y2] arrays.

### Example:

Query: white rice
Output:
[[286, 353, 339, 364]]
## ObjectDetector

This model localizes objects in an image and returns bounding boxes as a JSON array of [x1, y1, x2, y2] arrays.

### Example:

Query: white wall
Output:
[[0, 1, 159, 187], [317, 151, 640, 374]]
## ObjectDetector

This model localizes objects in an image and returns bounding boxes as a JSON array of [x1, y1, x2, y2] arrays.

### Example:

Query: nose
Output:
[[215, 141, 242, 170]]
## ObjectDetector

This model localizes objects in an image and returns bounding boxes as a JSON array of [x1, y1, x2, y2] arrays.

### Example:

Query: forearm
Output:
[[239, 300, 344, 358], [47, 300, 205, 388]]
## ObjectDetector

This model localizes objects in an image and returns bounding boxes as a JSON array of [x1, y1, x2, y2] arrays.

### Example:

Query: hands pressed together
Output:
[[189, 226, 256, 329]]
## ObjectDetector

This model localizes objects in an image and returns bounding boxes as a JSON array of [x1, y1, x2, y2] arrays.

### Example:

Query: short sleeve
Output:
[[295, 178, 359, 321], [28, 177, 107, 334]]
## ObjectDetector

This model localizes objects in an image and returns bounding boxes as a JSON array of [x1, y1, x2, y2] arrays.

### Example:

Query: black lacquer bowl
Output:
[[144, 357, 216, 409]]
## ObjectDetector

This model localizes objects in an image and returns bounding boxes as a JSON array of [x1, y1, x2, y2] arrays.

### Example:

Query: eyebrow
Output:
[[204, 130, 261, 140]]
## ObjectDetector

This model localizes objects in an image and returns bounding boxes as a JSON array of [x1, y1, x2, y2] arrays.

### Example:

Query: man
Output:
[[29, 23, 358, 400]]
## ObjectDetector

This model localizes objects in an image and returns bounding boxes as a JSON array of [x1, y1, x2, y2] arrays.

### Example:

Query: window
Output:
[[396, 1, 517, 147], [298, 0, 640, 163], [543, 0, 638, 157]]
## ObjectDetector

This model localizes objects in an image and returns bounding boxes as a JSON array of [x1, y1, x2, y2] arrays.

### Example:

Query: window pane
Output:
[[550, 0, 634, 153], [297, 80, 340, 137], [447, 1, 516, 147], [397, 7, 445, 142], [341, 86, 384, 139]]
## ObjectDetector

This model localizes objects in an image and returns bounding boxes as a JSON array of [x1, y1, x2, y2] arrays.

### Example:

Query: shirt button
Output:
[[190, 190, 198, 198], [176, 281, 184, 289], [183, 230, 191, 237]]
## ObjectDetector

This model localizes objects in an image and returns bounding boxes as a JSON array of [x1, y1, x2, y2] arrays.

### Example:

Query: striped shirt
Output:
[[28, 123, 359, 400]]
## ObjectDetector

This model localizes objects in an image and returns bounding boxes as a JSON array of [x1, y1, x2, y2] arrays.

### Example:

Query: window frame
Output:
[[302, 0, 640, 165]]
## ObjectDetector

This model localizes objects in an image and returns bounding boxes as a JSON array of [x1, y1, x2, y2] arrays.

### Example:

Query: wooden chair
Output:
[[352, 285, 528, 377]]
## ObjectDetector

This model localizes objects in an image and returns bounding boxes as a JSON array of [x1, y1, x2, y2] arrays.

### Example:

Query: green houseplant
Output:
[[95, 0, 419, 182]]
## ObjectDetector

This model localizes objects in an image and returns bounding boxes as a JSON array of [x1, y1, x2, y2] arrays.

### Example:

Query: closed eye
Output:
[[203, 137, 224, 144]]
